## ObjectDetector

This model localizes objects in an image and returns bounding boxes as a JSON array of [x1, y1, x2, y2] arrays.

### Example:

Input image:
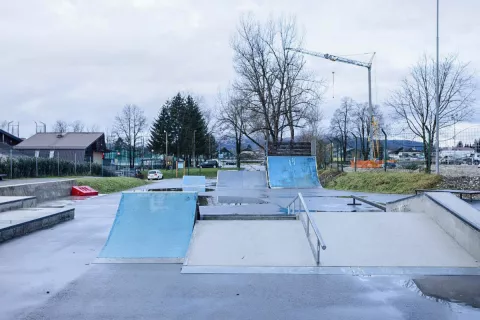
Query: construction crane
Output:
[[287, 48, 376, 160]]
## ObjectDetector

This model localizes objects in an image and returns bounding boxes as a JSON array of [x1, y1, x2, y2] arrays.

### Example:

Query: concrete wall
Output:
[[0, 180, 76, 203], [387, 193, 480, 261], [0, 208, 74, 243]]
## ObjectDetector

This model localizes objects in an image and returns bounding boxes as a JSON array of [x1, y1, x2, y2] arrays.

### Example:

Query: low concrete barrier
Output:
[[0, 180, 75, 203], [387, 193, 480, 261]]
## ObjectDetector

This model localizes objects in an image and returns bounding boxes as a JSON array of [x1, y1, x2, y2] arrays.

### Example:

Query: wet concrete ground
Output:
[[0, 179, 480, 319]]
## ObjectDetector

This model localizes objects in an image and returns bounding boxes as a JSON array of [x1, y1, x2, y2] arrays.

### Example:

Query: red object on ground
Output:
[[71, 186, 99, 196]]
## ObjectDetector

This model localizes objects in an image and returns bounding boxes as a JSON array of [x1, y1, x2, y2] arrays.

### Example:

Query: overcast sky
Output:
[[1, 0, 479, 138]]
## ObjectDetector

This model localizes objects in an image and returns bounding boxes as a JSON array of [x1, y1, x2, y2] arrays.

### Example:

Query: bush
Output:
[[0, 157, 114, 178]]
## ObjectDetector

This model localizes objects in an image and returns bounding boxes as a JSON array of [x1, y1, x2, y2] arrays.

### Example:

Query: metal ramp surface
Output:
[[98, 191, 197, 262], [217, 170, 267, 189], [182, 175, 206, 192], [267, 156, 321, 188]]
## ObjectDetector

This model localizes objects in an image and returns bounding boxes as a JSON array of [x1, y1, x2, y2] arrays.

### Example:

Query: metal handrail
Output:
[[287, 193, 327, 265]]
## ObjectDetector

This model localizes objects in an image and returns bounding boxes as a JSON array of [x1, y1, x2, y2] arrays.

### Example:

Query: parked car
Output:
[[381, 162, 397, 168], [225, 160, 236, 166], [198, 160, 219, 168], [147, 170, 163, 180]]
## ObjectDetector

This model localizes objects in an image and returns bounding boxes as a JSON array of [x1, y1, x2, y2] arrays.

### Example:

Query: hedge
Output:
[[0, 157, 114, 178]]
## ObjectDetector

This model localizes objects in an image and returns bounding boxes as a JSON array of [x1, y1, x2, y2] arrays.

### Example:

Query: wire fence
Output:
[[318, 123, 480, 177]]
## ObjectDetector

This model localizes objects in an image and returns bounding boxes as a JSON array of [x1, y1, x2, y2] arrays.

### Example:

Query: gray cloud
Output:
[[1, 0, 479, 137]]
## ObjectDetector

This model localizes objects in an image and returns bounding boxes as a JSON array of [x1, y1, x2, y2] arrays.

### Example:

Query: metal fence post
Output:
[[352, 133, 358, 172], [57, 151, 60, 176], [10, 149, 13, 178], [74, 153, 77, 175], [382, 129, 387, 172], [36, 156, 38, 177], [90, 157, 92, 175]]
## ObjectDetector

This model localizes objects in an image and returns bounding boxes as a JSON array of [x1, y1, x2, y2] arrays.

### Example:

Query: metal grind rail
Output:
[[287, 193, 327, 265]]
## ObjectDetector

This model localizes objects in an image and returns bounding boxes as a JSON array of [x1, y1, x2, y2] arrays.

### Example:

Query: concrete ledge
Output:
[[181, 265, 480, 276], [201, 214, 296, 220], [94, 258, 184, 264], [0, 180, 75, 202], [0, 196, 36, 213], [0, 208, 75, 243]]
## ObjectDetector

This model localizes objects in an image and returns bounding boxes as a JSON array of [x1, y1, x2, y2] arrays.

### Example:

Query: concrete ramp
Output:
[[267, 156, 321, 188], [387, 192, 480, 262], [98, 192, 197, 262], [182, 175, 206, 192], [183, 220, 316, 267], [217, 171, 267, 189]]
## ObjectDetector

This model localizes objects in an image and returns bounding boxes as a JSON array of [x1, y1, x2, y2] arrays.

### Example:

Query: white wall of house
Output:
[[93, 151, 103, 164]]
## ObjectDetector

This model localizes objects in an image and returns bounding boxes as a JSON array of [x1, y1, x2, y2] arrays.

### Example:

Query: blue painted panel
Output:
[[99, 192, 197, 259], [182, 175, 206, 192], [267, 156, 321, 188]]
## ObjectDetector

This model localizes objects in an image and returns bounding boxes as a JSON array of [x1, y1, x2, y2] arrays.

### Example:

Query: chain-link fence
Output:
[[317, 123, 480, 176]]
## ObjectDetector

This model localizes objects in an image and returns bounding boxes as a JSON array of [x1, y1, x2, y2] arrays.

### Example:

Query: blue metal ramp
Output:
[[182, 175, 206, 192], [267, 156, 321, 188], [217, 171, 267, 189], [98, 192, 197, 261]]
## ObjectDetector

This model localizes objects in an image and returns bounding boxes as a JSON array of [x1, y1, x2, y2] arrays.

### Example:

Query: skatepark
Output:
[[1, 155, 480, 319]]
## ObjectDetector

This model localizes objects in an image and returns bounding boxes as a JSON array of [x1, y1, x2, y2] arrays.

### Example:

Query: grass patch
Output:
[[76, 177, 148, 194], [143, 167, 236, 179], [324, 172, 442, 194]]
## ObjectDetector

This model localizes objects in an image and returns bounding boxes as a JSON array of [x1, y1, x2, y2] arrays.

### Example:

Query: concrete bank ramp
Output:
[[267, 156, 321, 189], [217, 171, 267, 189], [183, 220, 316, 267], [387, 192, 480, 262], [98, 191, 197, 262]]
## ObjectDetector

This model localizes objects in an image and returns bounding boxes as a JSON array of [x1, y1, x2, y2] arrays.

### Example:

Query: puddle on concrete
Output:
[[404, 278, 480, 310], [199, 196, 268, 206]]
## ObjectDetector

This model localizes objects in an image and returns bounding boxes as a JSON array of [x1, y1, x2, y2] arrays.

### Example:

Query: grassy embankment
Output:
[[76, 177, 149, 194], [319, 170, 442, 194]]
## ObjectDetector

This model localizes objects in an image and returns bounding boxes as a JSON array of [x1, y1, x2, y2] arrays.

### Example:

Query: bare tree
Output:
[[69, 120, 85, 132], [329, 97, 354, 162], [113, 104, 147, 168], [87, 124, 100, 132], [386, 55, 476, 173], [351, 102, 385, 160], [51, 120, 68, 133], [217, 89, 249, 169], [231, 14, 324, 149]]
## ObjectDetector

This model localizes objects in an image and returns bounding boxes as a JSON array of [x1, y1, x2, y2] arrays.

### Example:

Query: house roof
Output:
[[14, 132, 104, 150], [0, 129, 23, 143]]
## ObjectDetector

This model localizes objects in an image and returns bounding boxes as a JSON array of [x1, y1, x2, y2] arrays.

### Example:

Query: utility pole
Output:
[[435, 0, 440, 174], [193, 130, 196, 168], [164, 130, 168, 168]]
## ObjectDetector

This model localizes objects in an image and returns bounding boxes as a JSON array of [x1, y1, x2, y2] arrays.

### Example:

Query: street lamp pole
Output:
[[193, 130, 196, 168], [435, 0, 440, 174], [164, 130, 168, 168]]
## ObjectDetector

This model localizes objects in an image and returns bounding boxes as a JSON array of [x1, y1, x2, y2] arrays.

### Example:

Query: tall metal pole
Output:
[[165, 131, 168, 168], [368, 67, 374, 160], [435, 0, 440, 174], [193, 130, 196, 168]]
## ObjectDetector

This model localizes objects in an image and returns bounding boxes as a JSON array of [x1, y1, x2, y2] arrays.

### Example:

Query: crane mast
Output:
[[287, 47, 376, 160]]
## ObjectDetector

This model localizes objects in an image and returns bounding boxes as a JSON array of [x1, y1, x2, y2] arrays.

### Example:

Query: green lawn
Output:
[[75, 177, 149, 194], [144, 167, 236, 179], [324, 171, 442, 194]]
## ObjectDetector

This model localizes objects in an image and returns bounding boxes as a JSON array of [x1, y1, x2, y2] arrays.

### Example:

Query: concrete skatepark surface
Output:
[[1, 176, 480, 319], [267, 156, 321, 188], [185, 220, 316, 266], [99, 192, 197, 260]]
